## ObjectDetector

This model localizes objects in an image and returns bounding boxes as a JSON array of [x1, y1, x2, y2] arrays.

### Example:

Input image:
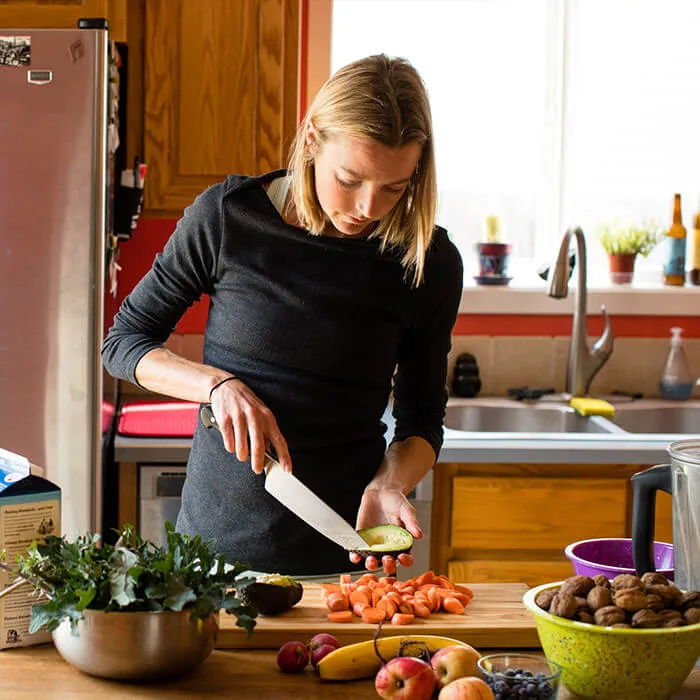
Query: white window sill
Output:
[[459, 278, 700, 316]]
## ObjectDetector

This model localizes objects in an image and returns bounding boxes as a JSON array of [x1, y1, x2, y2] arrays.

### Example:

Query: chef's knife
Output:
[[199, 404, 368, 551]]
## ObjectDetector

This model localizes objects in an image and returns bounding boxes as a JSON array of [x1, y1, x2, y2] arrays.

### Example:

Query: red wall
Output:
[[110, 218, 699, 339]]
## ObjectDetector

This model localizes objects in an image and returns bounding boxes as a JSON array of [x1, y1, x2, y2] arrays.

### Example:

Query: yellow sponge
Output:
[[570, 397, 615, 418]]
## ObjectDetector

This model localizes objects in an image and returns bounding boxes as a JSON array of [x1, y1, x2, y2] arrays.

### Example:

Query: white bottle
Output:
[[659, 327, 694, 400]]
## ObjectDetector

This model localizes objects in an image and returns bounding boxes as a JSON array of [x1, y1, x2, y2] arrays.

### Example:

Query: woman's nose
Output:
[[357, 187, 379, 218]]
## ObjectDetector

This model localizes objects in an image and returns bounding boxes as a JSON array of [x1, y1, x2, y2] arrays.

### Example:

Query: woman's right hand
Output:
[[210, 378, 292, 475]]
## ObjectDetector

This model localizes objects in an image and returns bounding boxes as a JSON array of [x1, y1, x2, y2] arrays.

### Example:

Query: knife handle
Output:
[[200, 403, 220, 432], [199, 403, 279, 473]]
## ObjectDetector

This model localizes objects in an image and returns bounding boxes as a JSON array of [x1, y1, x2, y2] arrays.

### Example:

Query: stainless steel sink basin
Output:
[[610, 406, 700, 434], [444, 404, 615, 434]]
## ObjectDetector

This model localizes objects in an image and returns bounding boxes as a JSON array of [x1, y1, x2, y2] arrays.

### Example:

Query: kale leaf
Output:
[[15, 522, 257, 637]]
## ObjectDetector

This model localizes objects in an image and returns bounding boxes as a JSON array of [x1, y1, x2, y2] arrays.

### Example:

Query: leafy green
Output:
[[595, 219, 662, 257], [13, 522, 257, 637]]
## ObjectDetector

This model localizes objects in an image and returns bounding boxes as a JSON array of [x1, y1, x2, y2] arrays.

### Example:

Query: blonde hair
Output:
[[287, 54, 437, 287]]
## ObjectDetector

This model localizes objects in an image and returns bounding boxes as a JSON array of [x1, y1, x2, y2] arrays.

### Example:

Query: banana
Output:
[[317, 634, 476, 681]]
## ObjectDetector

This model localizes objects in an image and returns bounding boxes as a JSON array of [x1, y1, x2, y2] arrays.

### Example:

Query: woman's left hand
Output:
[[350, 488, 423, 575]]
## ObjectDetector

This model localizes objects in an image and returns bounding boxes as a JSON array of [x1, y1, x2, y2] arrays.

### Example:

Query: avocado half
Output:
[[238, 574, 303, 615], [352, 524, 414, 559]]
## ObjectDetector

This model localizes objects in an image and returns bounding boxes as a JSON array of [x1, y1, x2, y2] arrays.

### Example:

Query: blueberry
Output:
[[494, 680, 508, 693], [505, 668, 517, 677]]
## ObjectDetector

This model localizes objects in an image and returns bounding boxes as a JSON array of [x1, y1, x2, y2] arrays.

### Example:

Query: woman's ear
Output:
[[305, 120, 319, 151]]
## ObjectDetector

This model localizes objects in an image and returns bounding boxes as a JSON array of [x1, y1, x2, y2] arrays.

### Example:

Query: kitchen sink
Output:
[[610, 405, 700, 435], [444, 404, 616, 434]]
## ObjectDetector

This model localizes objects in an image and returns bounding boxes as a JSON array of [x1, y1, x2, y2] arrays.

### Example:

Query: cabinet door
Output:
[[0, 2, 125, 39], [448, 560, 574, 588], [451, 476, 628, 551], [144, 0, 299, 215]]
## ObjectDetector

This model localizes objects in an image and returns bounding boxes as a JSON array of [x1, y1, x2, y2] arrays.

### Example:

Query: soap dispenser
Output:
[[659, 327, 694, 400]]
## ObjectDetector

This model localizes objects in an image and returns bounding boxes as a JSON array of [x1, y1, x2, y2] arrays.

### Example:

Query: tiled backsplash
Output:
[[119, 333, 700, 401], [448, 336, 700, 398]]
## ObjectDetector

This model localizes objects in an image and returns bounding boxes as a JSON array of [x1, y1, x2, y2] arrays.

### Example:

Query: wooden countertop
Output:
[[1, 645, 699, 699]]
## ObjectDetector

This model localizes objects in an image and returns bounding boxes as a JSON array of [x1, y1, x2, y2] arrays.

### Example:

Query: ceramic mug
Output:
[[476, 242, 512, 277]]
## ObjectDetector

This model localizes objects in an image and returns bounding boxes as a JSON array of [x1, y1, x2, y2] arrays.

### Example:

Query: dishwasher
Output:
[[139, 465, 186, 547]]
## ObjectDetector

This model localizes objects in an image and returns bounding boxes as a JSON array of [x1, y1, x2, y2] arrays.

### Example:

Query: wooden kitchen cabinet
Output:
[[137, 0, 299, 216], [431, 462, 674, 587], [0, 1, 127, 41]]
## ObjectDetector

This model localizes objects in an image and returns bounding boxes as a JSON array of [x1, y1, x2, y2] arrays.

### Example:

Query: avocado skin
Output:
[[239, 579, 303, 615]]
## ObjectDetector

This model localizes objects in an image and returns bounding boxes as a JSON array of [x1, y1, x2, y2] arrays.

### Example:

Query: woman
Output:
[[102, 54, 463, 576]]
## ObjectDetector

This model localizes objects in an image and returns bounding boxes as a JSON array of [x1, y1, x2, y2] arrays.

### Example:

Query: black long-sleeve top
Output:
[[102, 170, 463, 575]]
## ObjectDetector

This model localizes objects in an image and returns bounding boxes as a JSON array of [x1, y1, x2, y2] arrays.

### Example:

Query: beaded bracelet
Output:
[[208, 376, 237, 402]]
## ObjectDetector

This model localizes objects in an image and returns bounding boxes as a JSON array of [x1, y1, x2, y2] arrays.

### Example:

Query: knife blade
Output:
[[199, 404, 368, 551]]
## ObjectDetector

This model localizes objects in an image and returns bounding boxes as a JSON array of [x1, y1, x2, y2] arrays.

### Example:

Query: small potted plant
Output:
[[595, 219, 662, 285]]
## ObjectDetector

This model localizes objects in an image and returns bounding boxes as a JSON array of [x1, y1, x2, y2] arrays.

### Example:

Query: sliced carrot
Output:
[[326, 592, 350, 612], [379, 576, 397, 586], [327, 610, 353, 623], [398, 601, 414, 615], [414, 571, 436, 587], [377, 598, 398, 620], [454, 584, 474, 597], [361, 607, 385, 624], [372, 588, 386, 606], [339, 573, 353, 595], [449, 592, 472, 607], [398, 585, 415, 595], [320, 583, 341, 599], [385, 591, 402, 606], [349, 590, 370, 606], [352, 601, 369, 617], [436, 575, 456, 590], [442, 596, 466, 615], [413, 601, 431, 618], [391, 613, 415, 625]]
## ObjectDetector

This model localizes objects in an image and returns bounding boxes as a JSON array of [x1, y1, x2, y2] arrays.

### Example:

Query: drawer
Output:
[[451, 476, 627, 550]]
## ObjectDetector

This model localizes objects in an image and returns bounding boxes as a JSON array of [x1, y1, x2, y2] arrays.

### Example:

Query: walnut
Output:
[[594, 605, 626, 626], [549, 592, 578, 619], [684, 608, 700, 625], [586, 585, 612, 611], [611, 623, 631, 629], [576, 610, 594, 624], [592, 574, 611, 588], [631, 609, 662, 628], [575, 596, 589, 611], [535, 588, 557, 611], [646, 593, 665, 613], [646, 583, 682, 607], [611, 574, 643, 592], [662, 617, 687, 628], [560, 575, 596, 597], [678, 591, 700, 612], [657, 609, 683, 623], [614, 588, 648, 612], [641, 572, 670, 588]]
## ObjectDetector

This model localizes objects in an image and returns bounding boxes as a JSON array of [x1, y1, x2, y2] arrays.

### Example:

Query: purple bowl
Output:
[[564, 538, 674, 580]]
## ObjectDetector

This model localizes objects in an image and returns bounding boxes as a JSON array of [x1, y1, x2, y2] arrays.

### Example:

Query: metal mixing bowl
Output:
[[51, 609, 219, 680]]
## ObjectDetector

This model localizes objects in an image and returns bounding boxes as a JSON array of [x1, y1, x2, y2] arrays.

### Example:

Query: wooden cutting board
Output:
[[217, 582, 539, 649]]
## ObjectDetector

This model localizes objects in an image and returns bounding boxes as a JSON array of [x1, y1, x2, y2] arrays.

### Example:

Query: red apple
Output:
[[276, 640, 309, 672], [430, 644, 481, 688], [438, 676, 495, 700], [375, 657, 437, 700]]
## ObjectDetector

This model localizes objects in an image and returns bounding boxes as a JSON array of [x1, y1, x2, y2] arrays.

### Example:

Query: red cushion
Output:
[[117, 401, 200, 438]]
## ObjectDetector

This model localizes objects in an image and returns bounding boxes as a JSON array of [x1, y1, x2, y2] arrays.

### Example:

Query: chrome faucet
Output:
[[547, 227, 614, 397]]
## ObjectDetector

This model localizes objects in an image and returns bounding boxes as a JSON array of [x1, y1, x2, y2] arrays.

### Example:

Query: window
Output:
[[331, 0, 700, 285]]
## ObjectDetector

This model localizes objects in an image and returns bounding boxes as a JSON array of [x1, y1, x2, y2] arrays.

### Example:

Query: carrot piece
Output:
[[414, 571, 436, 587], [357, 573, 379, 584], [326, 592, 350, 612], [442, 596, 466, 615], [385, 591, 402, 606], [328, 610, 353, 623], [352, 601, 369, 617], [379, 576, 397, 586], [377, 598, 398, 620], [320, 583, 342, 599], [350, 589, 370, 606], [413, 601, 431, 618], [436, 575, 456, 590], [398, 601, 414, 615], [454, 584, 474, 598], [391, 613, 415, 625], [427, 588, 441, 612], [450, 592, 472, 607], [339, 573, 353, 595], [361, 607, 385, 624], [372, 588, 385, 607], [398, 585, 415, 595]]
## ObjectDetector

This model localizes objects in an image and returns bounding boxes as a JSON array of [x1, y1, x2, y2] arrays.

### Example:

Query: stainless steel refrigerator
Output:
[[0, 23, 115, 537]]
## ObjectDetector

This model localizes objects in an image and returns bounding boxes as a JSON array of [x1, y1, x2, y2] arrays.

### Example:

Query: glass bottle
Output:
[[690, 200, 700, 285], [659, 327, 694, 400], [663, 193, 686, 286]]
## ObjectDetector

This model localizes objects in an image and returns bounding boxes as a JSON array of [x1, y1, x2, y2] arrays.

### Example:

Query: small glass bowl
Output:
[[477, 653, 562, 699]]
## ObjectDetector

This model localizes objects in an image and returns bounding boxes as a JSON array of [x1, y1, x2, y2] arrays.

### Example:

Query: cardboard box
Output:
[[0, 448, 60, 649]]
